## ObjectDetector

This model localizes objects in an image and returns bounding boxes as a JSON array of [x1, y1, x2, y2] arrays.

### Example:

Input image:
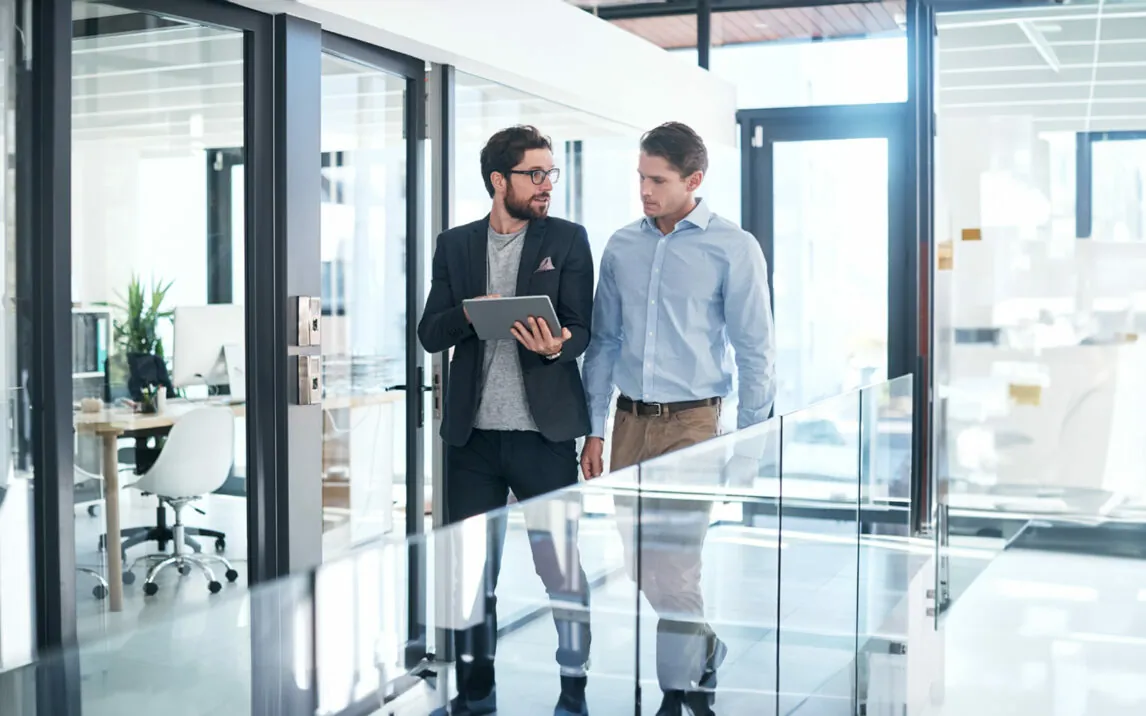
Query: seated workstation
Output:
[[72, 301, 247, 623]]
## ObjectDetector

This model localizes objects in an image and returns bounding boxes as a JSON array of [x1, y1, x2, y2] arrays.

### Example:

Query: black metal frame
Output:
[[738, 102, 915, 380], [585, 0, 891, 20], [908, 0, 935, 535], [22, 0, 81, 714]]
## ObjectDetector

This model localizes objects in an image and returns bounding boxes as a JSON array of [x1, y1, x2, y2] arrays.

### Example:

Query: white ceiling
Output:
[[72, 9, 634, 154], [938, 0, 1146, 133]]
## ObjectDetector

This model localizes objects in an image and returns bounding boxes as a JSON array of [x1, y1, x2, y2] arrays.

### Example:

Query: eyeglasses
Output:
[[507, 168, 561, 185]]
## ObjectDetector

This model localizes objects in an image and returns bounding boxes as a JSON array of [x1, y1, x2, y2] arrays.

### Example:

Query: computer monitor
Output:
[[172, 305, 245, 391]]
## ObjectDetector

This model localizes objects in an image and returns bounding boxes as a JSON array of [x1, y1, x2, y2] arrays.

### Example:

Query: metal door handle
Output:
[[386, 384, 432, 392]]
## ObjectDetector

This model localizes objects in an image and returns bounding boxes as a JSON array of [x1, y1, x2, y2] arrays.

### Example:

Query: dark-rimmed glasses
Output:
[[507, 168, 561, 185]]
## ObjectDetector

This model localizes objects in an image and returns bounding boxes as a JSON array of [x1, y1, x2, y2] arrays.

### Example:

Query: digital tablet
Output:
[[463, 295, 562, 342]]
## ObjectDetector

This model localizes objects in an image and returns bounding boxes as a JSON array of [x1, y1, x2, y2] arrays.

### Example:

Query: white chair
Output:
[[128, 407, 240, 596]]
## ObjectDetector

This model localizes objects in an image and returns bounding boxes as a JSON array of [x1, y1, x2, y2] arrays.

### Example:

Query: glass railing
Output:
[[0, 376, 935, 716]]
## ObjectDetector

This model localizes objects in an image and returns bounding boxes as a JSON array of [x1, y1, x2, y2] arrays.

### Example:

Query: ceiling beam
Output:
[[584, 0, 888, 21]]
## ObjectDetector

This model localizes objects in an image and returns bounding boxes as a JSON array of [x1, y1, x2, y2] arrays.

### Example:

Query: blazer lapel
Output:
[[515, 218, 547, 298], [468, 217, 490, 297]]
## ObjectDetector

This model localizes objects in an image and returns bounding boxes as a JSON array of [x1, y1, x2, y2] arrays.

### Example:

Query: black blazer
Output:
[[418, 215, 594, 447]]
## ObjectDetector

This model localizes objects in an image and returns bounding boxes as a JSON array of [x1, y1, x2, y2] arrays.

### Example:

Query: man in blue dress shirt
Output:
[[580, 122, 776, 716]]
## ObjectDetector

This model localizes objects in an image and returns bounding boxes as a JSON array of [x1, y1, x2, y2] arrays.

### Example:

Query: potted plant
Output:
[[112, 275, 174, 412]]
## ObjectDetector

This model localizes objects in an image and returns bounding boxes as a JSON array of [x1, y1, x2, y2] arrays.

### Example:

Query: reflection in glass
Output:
[[319, 54, 410, 556], [773, 138, 889, 414], [70, 1, 248, 655]]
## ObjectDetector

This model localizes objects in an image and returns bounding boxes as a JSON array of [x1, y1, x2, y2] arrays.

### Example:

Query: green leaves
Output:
[[112, 274, 174, 357]]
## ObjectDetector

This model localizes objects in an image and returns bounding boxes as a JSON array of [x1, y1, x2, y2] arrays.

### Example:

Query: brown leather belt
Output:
[[616, 395, 720, 418]]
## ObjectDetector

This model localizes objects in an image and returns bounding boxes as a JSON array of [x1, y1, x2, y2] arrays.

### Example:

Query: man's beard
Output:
[[506, 182, 550, 221]]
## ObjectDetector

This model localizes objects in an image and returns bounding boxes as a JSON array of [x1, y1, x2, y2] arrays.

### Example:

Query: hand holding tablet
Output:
[[463, 295, 567, 357]]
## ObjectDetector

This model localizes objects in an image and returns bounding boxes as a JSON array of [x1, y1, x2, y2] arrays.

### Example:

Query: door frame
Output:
[[738, 103, 916, 403]]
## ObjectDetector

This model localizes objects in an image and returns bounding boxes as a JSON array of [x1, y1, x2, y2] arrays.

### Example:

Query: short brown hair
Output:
[[640, 122, 708, 177], [480, 125, 553, 197]]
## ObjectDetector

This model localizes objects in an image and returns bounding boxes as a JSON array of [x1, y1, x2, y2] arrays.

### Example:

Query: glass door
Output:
[[742, 104, 912, 416]]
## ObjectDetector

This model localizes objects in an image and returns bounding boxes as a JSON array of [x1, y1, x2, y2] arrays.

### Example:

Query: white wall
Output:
[[238, 0, 738, 147], [72, 143, 209, 314]]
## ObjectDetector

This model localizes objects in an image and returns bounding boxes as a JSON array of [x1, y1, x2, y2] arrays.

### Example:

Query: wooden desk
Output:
[[75, 392, 401, 611], [74, 400, 245, 612]]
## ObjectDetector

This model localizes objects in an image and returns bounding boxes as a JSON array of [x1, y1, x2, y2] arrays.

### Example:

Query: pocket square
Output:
[[535, 256, 555, 272]]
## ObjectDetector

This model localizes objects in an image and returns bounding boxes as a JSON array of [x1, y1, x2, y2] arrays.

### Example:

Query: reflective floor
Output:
[[929, 548, 1146, 716]]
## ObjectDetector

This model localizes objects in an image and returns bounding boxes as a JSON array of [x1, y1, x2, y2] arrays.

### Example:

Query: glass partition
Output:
[[3, 380, 927, 716], [777, 389, 862, 714], [634, 417, 783, 714]]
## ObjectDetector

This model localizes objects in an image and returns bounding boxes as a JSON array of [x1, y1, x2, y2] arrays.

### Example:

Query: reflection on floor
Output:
[[70, 500, 918, 716], [930, 548, 1146, 716]]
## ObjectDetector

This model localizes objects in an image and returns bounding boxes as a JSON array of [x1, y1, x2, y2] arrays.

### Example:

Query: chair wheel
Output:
[[178, 564, 192, 576], [143, 582, 159, 596], [92, 585, 108, 600], [122, 571, 136, 586], [225, 569, 239, 583], [214, 539, 226, 553], [208, 581, 223, 594]]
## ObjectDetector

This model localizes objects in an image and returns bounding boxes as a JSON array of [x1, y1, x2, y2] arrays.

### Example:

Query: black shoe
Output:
[[656, 691, 684, 716], [682, 690, 716, 716], [555, 675, 589, 715], [430, 688, 497, 716]]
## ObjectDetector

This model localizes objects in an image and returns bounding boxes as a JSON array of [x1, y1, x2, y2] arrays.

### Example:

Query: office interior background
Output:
[[0, 0, 1144, 714]]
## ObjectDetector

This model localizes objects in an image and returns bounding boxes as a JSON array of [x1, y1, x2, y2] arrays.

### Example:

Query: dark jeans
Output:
[[445, 429, 592, 699]]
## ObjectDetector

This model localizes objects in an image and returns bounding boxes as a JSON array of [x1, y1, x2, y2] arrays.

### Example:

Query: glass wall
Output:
[[318, 52, 411, 558], [453, 71, 643, 265], [0, 0, 33, 677], [934, 0, 1146, 606], [70, 0, 248, 649]]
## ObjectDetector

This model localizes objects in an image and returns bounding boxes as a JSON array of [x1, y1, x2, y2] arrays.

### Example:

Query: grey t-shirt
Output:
[[474, 224, 539, 432]]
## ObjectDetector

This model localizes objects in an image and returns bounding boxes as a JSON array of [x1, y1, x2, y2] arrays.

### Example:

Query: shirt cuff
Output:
[[589, 414, 608, 440]]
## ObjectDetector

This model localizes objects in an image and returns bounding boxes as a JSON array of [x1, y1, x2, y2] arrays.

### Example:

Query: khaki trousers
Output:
[[610, 400, 720, 692]]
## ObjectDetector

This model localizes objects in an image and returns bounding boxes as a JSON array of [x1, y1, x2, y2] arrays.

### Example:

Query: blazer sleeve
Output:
[[521, 225, 594, 370], [417, 234, 476, 354]]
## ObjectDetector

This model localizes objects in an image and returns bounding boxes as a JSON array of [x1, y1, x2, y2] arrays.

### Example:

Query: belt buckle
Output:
[[649, 402, 663, 417]]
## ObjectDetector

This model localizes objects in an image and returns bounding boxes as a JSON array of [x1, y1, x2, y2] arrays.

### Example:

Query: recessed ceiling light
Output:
[[893, 12, 907, 26], [755, 22, 769, 28]]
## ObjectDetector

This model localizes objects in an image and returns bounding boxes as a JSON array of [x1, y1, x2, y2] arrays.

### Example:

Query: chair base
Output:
[[78, 567, 110, 601], [98, 503, 228, 558], [137, 498, 238, 596]]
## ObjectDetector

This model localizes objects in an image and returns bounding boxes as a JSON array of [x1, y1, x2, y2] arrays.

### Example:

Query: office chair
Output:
[[99, 432, 231, 558], [124, 407, 240, 595]]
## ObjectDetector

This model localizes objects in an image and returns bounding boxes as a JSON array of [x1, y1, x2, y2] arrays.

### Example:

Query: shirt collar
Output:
[[642, 198, 713, 235]]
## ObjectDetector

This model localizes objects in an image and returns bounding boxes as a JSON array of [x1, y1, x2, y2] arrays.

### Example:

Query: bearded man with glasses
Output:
[[418, 125, 595, 716]]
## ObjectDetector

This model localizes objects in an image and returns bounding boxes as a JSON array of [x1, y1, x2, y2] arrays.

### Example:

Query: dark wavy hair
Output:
[[480, 125, 553, 197]]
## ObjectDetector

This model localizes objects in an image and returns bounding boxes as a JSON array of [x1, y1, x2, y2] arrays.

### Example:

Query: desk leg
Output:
[[101, 432, 124, 612]]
